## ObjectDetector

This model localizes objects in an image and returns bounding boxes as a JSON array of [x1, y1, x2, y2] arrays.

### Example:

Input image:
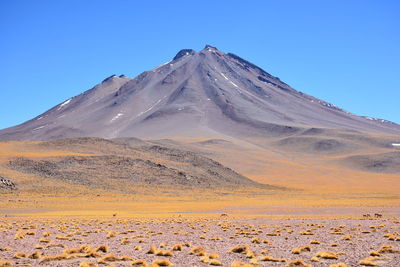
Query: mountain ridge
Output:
[[1, 45, 399, 141]]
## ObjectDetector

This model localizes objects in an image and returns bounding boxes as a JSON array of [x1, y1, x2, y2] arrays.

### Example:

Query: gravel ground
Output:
[[0, 215, 399, 266]]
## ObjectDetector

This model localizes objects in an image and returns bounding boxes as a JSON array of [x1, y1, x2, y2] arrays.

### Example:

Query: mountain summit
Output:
[[1, 45, 399, 141]]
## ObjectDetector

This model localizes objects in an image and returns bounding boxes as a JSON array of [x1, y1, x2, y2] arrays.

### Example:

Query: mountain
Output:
[[1, 45, 399, 141]]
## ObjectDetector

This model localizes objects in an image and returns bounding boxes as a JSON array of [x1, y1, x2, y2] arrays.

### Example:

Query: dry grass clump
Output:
[[201, 256, 211, 263], [43, 232, 51, 237], [40, 253, 69, 263], [291, 246, 311, 254], [14, 231, 26, 240], [96, 245, 109, 253], [155, 250, 174, 257], [64, 245, 95, 255], [172, 244, 182, 251], [299, 231, 314, 235], [209, 253, 220, 259], [131, 259, 148, 266], [286, 259, 311, 267], [152, 259, 173, 266], [56, 235, 70, 240], [106, 230, 117, 238], [266, 232, 280, 236], [310, 256, 319, 262], [28, 251, 42, 259], [329, 263, 349, 267], [98, 254, 120, 263], [0, 260, 13, 267], [147, 246, 159, 254], [13, 252, 26, 259], [341, 234, 352, 240], [121, 238, 131, 245], [262, 239, 272, 245], [230, 261, 253, 267], [377, 244, 399, 254], [316, 251, 339, 259], [134, 246, 142, 251], [209, 259, 223, 266], [190, 246, 206, 256], [249, 258, 258, 265], [359, 256, 384, 266], [310, 240, 320, 244], [230, 245, 248, 254], [260, 255, 286, 262], [369, 251, 380, 256], [245, 250, 255, 259], [80, 261, 98, 267]]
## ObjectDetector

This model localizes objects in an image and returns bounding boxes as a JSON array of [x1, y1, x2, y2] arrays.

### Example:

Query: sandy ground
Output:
[[0, 213, 399, 267]]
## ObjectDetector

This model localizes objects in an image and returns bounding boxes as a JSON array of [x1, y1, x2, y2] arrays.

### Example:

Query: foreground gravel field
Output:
[[0, 215, 399, 266]]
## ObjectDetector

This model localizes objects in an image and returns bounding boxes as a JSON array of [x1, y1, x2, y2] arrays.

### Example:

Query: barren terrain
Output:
[[1, 215, 399, 266]]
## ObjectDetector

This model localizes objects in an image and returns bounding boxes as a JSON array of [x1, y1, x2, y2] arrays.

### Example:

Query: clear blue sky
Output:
[[1, 0, 399, 129]]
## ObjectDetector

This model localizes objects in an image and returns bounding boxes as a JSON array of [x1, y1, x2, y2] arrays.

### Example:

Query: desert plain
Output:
[[0, 135, 399, 267]]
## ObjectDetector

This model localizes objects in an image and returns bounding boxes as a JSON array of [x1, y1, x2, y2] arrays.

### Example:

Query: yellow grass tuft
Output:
[[64, 245, 94, 255], [230, 261, 253, 267], [153, 259, 173, 266], [134, 246, 142, 251], [96, 245, 109, 253], [80, 261, 98, 267], [147, 246, 159, 254], [209, 253, 220, 259], [40, 253, 69, 263], [230, 245, 248, 254], [251, 237, 260, 244], [359, 257, 383, 266], [341, 234, 352, 241], [377, 244, 399, 254], [310, 256, 319, 262], [209, 259, 223, 266], [291, 246, 311, 254], [14, 231, 26, 240], [172, 244, 182, 251], [98, 254, 120, 263], [249, 258, 258, 265], [286, 259, 311, 267], [329, 263, 349, 267], [369, 251, 380, 256], [43, 232, 51, 237], [245, 250, 255, 258], [262, 239, 272, 245], [131, 259, 148, 266], [316, 251, 339, 259], [155, 250, 174, 257], [28, 251, 42, 259], [260, 255, 286, 262], [13, 252, 26, 259], [56, 235, 70, 240], [200, 256, 210, 263], [0, 260, 13, 267], [107, 230, 117, 238], [190, 246, 206, 256], [121, 238, 131, 245], [310, 240, 320, 244]]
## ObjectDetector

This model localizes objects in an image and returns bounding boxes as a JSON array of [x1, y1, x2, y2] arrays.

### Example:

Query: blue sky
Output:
[[1, 0, 399, 129]]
